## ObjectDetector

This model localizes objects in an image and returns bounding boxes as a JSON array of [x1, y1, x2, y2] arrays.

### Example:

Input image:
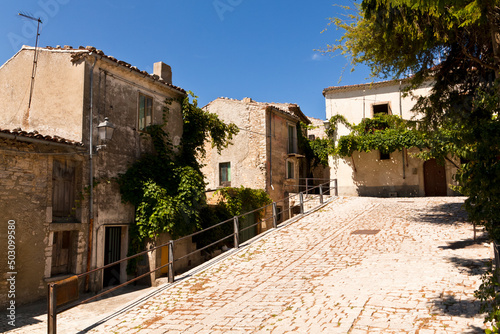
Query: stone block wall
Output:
[[0, 138, 87, 306]]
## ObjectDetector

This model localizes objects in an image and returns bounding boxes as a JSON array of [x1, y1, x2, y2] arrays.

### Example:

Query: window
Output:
[[139, 93, 153, 131], [288, 124, 297, 154], [219, 162, 231, 187], [380, 151, 391, 160], [287, 160, 295, 179], [372, 103, 391, 116], [52, 160, 76, 220], [308, 134, 316, 141]]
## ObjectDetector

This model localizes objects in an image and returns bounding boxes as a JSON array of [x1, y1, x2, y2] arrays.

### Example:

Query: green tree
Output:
[[326, 0, 500, 228], [326, 1, 500, 329]]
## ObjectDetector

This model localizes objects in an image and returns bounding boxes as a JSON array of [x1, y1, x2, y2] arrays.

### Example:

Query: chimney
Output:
[[153, 62, 172, 84]]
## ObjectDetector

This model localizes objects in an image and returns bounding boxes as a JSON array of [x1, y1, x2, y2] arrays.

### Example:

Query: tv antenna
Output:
[[18, 13, 43, 110]]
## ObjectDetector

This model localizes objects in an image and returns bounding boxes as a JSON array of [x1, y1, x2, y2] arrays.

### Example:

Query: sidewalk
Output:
[[5, 197, 491, 333]]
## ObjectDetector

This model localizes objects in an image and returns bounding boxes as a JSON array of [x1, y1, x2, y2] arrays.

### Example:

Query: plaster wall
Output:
[[325, 81, 433, 138], [331, 146, 459, 197], [323, 81, 460, 197], [0, 48, 85, 141]]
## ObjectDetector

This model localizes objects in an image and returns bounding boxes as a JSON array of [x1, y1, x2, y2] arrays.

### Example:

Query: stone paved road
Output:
[[6, 197, 492, 333], [91, 197, 490, 333]]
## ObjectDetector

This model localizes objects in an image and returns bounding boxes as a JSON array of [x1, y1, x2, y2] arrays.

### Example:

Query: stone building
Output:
[[0, 45, 188, 306], [324, 79, 459, 197], [201, 97, 330, 232]]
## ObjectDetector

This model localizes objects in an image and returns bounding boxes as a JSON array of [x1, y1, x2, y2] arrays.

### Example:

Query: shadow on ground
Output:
[[0, 284, 151, 333], [412, 201, 470, 225]]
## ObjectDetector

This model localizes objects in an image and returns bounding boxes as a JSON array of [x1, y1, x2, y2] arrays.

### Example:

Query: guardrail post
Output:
[[47, 283, 57, 334], [334, 179, 338, 196], [234, 217, 239, 249], [306, 178, 309, 195], [168, 240, 174, 283], [299, 192, 304, 214], [319, 185, 324, 204], [272, 202, 277, 229]]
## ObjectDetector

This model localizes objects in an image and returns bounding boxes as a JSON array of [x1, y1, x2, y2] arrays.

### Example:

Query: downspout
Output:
[[400, 80, 406, 180], [362, 90, 365, 119], [86, 54, 97, 291], [268, 107, 274, 190]]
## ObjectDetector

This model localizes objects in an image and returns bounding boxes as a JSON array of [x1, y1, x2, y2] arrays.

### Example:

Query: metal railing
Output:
[[285, 178, 338, 196], [46, 179, 337, 333]]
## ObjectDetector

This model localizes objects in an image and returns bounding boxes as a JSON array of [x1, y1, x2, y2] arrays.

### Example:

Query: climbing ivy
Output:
[[297, 122, 333, 168], [117, 92, 239, 243], [329, 113, 426, 157], [215, 187, 272, 219]]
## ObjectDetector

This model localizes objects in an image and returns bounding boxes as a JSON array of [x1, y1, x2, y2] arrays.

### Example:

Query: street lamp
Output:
[[96, 117, 115, 150]]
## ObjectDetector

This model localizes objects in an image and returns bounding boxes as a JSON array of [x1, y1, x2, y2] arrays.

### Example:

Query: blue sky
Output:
[[0, 0, 371, 120]]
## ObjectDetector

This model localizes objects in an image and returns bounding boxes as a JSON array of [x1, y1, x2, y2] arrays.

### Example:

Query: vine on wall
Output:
[[117, 92, 239, 244]]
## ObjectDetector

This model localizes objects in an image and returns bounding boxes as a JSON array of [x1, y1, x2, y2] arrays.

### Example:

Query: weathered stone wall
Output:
[[0, 138, 86, 306], [267, 109, 299, 202], [201, 98, 267, 191], [0, 48, 186, 301], [83, 57, 185, 289]]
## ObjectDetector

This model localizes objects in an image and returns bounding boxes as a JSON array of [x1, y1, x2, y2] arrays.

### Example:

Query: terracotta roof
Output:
[[0, 128, 83, 147], [26, 45, 186, 94]]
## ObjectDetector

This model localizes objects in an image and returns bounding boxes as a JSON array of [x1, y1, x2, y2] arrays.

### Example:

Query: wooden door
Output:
[[424, 159, 447, 196], [52, 231, 71, 275]]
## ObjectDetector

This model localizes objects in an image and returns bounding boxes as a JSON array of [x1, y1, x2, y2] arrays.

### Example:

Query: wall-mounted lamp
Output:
[[323, 120, 331, 130], [96, 117, 115, 150]]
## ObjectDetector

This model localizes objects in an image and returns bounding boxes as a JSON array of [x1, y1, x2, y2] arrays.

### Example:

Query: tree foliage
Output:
[[326, 1, 500, 329], [297, 122, 334, 168], [326, 0, 500, 228]]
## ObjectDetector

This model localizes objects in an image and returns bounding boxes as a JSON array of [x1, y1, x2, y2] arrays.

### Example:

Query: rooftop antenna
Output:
[[18, 12, 42, 110]]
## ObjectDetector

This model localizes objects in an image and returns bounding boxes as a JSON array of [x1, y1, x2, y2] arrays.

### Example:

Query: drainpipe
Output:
[[86, 54, 97, 291], [400, 81, 406, 180], [268, 108, 274, 191], [362, 90, 365, 119]]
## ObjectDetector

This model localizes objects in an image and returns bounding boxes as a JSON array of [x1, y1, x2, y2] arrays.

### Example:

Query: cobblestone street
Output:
[[7, 197, 491, 333]]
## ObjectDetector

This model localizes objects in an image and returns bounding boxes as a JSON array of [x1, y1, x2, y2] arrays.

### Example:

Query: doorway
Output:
[[424, 159, 447, 196], [103, 226, 122, 287], [51, 231, 72, 276]]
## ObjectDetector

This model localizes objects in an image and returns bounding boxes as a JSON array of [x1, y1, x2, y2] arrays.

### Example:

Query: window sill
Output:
[[49, 220, 85, 232]]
